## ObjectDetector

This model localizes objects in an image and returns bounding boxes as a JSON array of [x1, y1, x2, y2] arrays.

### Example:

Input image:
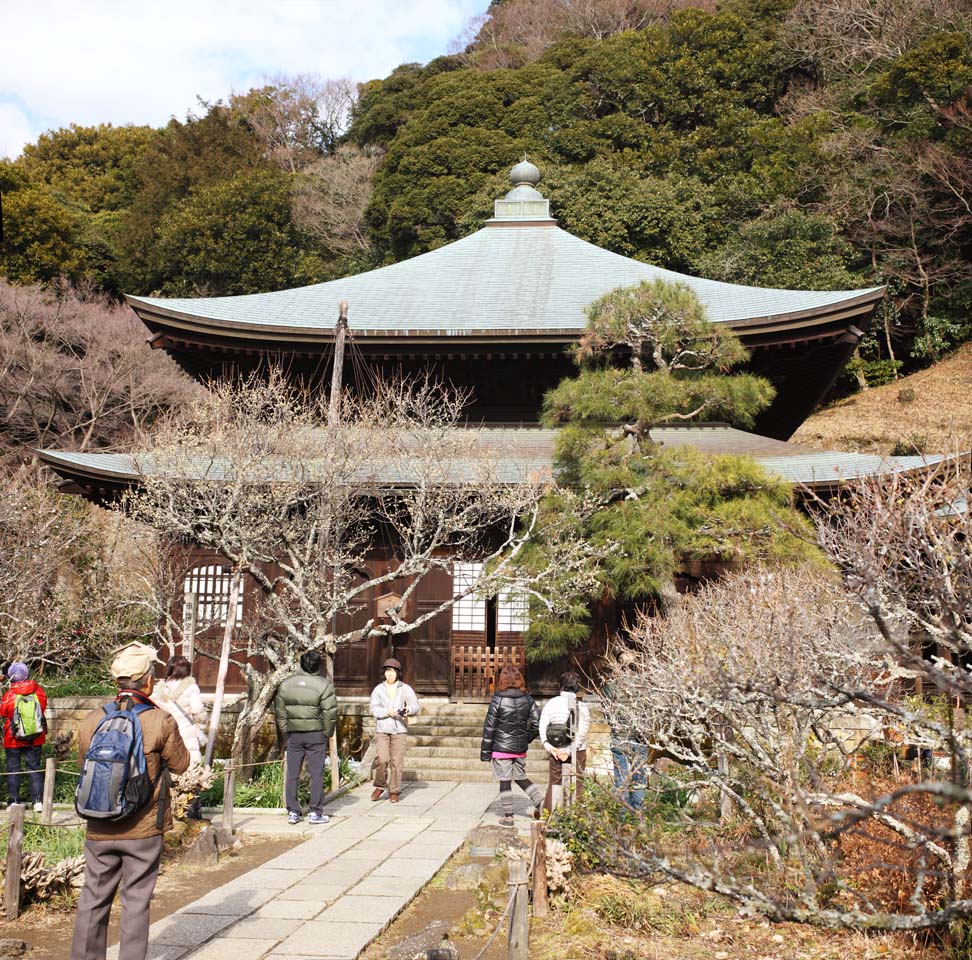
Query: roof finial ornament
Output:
[[509, 158, 541, 189]]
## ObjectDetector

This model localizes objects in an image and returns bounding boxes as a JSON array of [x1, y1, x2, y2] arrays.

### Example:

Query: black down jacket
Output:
[[480, 688, 540, 761]]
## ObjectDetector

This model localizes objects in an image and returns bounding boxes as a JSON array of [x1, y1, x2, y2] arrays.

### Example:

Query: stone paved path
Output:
[[112, 781, 508, 960]]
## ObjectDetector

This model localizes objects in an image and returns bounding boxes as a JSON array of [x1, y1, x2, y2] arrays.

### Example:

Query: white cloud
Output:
[[0, 0, 487, 158], [0, 101, 36, 160]]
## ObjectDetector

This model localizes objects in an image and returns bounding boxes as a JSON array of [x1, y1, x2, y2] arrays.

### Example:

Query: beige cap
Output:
[[110, 642, 161, 682]]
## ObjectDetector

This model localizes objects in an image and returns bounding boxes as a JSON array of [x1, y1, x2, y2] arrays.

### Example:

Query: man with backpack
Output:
[[70, 642, 189, 960], [539, 671, 591, 814], [0, 661, 48, 811]]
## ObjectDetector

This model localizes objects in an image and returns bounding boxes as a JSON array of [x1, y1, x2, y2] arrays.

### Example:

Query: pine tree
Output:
[[524, 279, 815, 661]]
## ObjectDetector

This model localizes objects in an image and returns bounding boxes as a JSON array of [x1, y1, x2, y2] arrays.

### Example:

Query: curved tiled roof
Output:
[[38, 425, 946, 494], [127, 224, 884, 339]]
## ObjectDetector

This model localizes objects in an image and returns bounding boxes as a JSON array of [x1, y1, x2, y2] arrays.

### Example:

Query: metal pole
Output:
[[5, 804, 24, 920], [326, 300, 349, 794], [41, 759, 56, 824]]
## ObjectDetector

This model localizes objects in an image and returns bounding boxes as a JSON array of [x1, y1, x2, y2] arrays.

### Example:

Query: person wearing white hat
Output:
[[69, 642, 189, 960]]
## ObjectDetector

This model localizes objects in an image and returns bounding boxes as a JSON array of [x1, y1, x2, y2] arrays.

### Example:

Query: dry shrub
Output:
[[0, 279, 199, 467]]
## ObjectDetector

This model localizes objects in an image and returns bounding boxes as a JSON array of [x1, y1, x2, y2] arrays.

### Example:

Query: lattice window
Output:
[[497, 587, 529, 632], [183, 564, 243, 644], [452, 562, 485, 632]]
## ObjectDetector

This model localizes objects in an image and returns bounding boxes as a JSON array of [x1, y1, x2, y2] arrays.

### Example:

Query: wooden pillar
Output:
[[41, 759, 56, 825], [507, 853, 529, 960], [531, 820, 548, 918], [222, 763, 235, 833], [5, 804, 25, 920]]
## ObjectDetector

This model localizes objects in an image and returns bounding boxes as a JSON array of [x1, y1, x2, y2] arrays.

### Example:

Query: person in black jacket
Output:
[[480, 665, 544, 827]]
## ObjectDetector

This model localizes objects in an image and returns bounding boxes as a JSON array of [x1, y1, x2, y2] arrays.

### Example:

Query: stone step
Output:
[[407, 744, 548, 759], [403, 769, 496, 783], [397, 725, 488, 738], [407, 756, 549, 774]]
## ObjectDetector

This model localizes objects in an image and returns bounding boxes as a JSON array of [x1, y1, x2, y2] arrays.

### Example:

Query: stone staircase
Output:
[[400, 701, 551, 783]]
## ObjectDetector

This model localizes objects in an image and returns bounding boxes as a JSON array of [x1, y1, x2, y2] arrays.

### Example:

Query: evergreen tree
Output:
[[524, 280, 815, 661]]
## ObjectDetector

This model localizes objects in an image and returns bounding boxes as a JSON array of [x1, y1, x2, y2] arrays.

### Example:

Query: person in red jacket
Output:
[[0, 662, 48, 811]]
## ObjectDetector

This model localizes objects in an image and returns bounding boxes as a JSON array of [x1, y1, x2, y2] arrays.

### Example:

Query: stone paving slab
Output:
[[179, 886, 280, 916], [189, 939, 281, 960], [250, 900, 326, 920], [318, 894, 411, 923], [276, 881, 353, 902], [149, 913, 240, 945], [221, 917, 304, 940], [132, 780, 497, 960], [273, 919, 385, 958]]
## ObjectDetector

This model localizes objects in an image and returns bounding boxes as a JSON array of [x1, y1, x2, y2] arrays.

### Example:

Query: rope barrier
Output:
[[214, 757, 284, 771], [0, 768, 81, 778], [469, 889, 516, 960]]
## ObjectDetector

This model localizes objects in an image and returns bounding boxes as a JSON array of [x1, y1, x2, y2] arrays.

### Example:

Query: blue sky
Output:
[[0, 0, 490, 159]]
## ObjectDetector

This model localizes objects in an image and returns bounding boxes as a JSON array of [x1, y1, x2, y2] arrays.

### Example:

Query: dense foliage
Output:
[[523, 281, 814, 660], [1, 0, 969, 380]]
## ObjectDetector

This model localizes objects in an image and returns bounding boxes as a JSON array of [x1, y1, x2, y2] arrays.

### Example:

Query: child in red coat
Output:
[[0, 662, 47, 810]]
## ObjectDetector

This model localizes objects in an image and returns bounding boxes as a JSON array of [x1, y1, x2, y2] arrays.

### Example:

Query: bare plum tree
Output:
[[127, 372, 597, 764], [589, 464, 972, 933]]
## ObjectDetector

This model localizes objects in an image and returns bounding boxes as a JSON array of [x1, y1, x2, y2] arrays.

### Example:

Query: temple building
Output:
[[40, 162, 938, 699]]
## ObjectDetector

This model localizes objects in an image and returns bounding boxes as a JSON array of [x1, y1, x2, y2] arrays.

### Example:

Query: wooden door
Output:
[[391, 566, 453, 695]]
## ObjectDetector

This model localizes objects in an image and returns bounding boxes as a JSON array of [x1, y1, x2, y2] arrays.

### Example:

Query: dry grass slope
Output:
[[793, 344, 972, 455]]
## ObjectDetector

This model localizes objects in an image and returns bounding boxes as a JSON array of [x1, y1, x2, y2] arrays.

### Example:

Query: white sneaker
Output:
[[287, 811, 301, 825], [308, 812, 329, 825], [32, 802, 43, 813]]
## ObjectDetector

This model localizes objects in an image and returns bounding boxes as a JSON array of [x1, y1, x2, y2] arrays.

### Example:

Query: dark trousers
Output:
[[285, 731, 326, 815], [544, 748, 587, 812], [5, 744, 43, 805], [70, 835, 164, 960]]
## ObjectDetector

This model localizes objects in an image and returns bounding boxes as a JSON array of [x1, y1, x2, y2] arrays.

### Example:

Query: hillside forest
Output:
[[1, 0, 969, 643], [1, 1, 971, 456]]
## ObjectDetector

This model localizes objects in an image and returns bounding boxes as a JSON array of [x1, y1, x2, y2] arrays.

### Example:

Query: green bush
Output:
[[0, 820, 86, 863], [199, 756, 361, 808], [41, 665, 115, 698]]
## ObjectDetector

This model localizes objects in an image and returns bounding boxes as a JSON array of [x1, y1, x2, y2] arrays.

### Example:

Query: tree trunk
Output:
[[231, 671, 279, 772], [204, 569, 241, 767]]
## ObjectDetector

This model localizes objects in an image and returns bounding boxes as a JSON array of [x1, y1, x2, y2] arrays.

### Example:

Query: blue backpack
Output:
[[75, 697, 168, 826]]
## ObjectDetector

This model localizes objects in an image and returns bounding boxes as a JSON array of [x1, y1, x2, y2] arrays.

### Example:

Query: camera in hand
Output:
[[397, 707, 408, 716]]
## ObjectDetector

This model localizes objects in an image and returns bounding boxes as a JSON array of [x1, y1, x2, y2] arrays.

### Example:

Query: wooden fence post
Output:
[[41, 758, 56, 825], [222, 763, 235, 833], [507, 852, 529, 960], [531, 820, 548, 918], [5, 804, 25, 920], [281, 754, 288, 810]]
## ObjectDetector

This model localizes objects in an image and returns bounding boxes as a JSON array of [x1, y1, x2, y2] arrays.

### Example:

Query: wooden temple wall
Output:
[[164, 544, 574, 700]]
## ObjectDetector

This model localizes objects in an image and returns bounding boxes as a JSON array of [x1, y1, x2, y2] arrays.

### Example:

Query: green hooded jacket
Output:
[[274, 670, 338, 737]]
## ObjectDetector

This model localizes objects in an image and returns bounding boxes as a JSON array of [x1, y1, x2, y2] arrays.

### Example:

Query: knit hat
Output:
[[6, 662, 28, 682]]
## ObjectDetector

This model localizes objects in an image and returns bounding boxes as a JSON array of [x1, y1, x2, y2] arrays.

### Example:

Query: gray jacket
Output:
[[369, 681, 420, 735], [274, 670, 338, 737]]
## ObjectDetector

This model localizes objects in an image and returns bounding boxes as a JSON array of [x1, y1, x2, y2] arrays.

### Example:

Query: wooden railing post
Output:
[[41, 758, 56, 824], [222, 763, 235, 833], [507, 852, 529, 960], [281, 754, 288, 810], [531, 820, 548, 918], [5, 804, 25, 920]]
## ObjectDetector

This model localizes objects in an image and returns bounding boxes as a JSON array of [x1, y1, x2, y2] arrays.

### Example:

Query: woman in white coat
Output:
[[156, 656, 209, 764], [156, 656, 209, 819]]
